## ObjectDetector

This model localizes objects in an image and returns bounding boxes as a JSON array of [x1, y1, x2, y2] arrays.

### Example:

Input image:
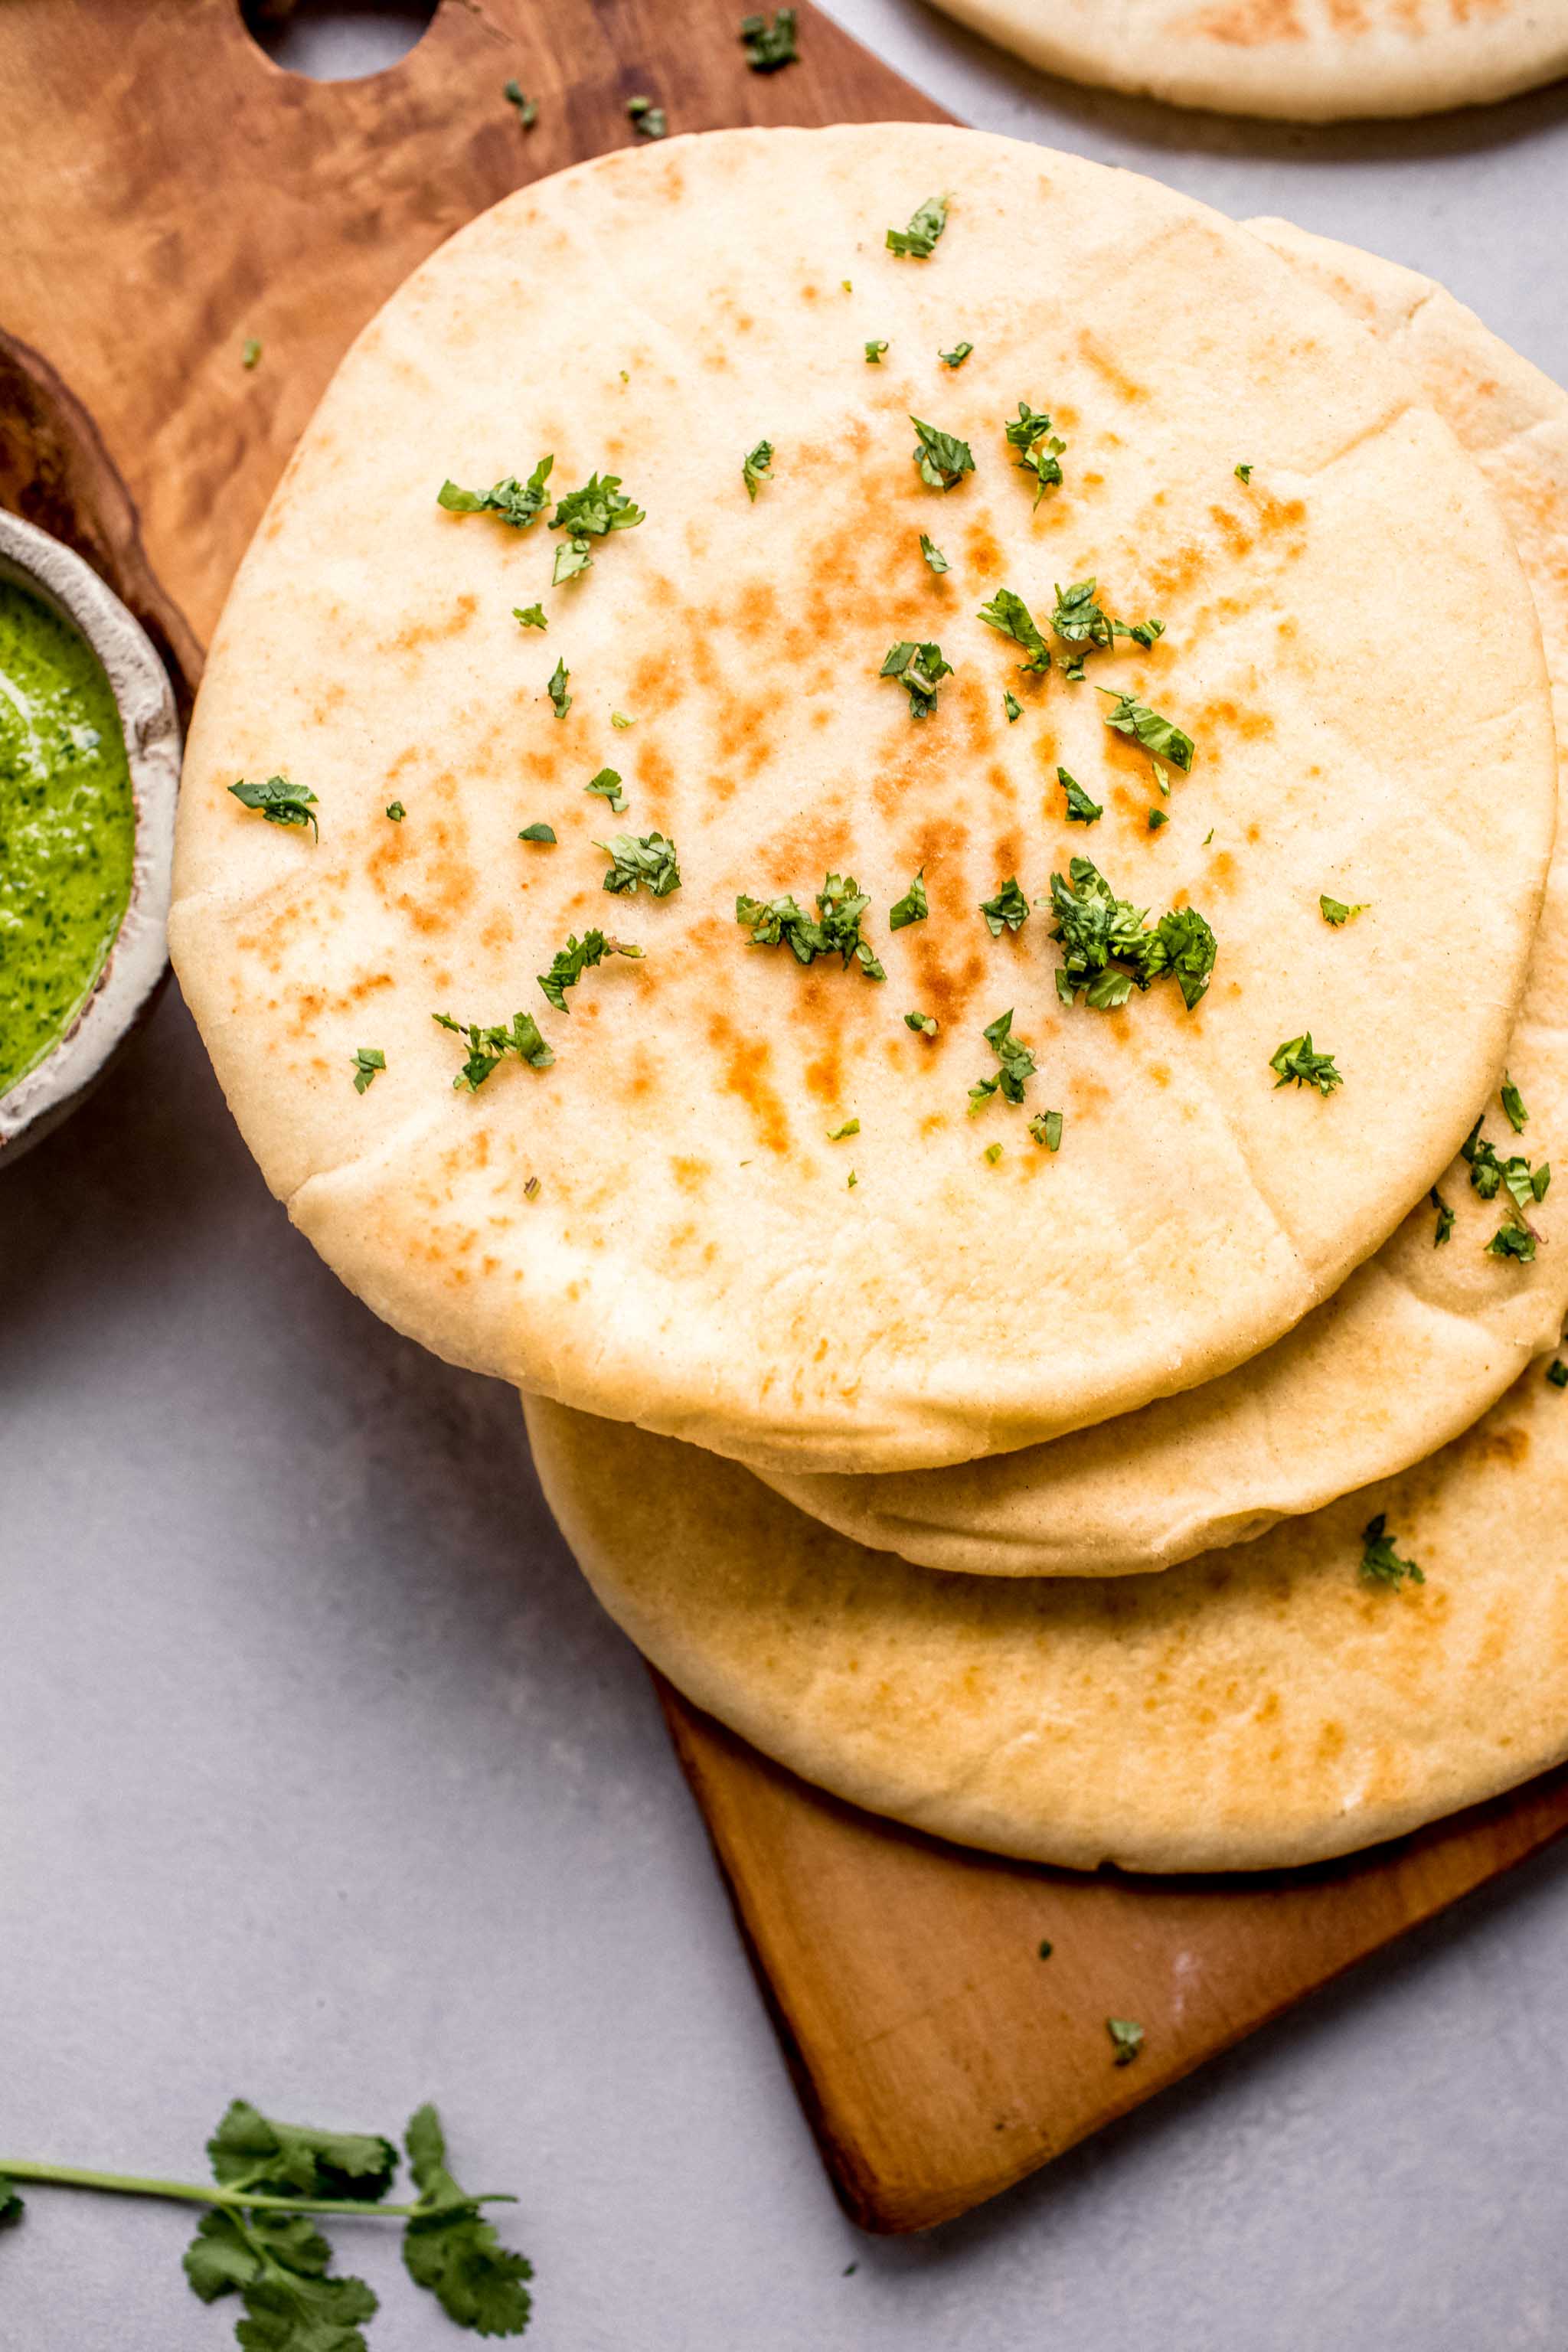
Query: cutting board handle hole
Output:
[[239, 0, 439, 82]]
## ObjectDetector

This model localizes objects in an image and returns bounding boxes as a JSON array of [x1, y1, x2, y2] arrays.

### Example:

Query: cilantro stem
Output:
[[0, 2158, 515, 2218]]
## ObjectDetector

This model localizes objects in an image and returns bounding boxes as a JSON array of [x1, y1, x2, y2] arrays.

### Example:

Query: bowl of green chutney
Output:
[[0, 508, 180, 1160]]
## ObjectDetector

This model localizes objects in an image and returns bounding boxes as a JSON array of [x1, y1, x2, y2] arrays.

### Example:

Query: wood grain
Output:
[[4, 0, 1566, 2239]]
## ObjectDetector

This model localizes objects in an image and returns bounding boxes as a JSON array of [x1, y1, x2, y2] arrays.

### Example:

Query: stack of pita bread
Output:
[[173, 126, 1568, 1873]]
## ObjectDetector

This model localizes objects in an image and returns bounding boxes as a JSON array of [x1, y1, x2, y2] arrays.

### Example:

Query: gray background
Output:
[[5, 2, 1568, 2344]]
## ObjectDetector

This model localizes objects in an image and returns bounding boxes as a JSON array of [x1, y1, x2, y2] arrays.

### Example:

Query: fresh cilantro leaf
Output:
[[740, 8, 798, 70], [1050, 577, 1162, 655], [1319, 894, 1368, 926], [518, 822, 556, 844], [550, 473, 645, 537], [1099, 688, 1194, 774], [1235, 462, 1253, 484], [438, 458, 553, 530], [1004, 401, 1066, 505], [1360, 1513, 1424, 1590], [919, 532, 949, 575], [903, 1010, 938, 1037], [403, 2105, 534, 2340], [887, 194, 947, 259], [735, 874, 885, 978], [206, 2104, 397, 2203], [1107, 2019, 1145, 2067], [241, 338, 262, 371], [847, 1168, 858, 1187], [599, 831, 681, 897], [910, 416, 974, 491], [1029, 1109, 1063, 1152], [983, 1142, 1003, 1165], [864, 339, 888, 364], [1489, 1223, 1537, 1260], [0, 2176, 23, 2226], [1047, 858, 1216, 1012], [1502, 1073, 1529, 1132], [1059, 768, 1102, 825], [351, 1048, 385, 1095], [976, 586, 1050, 673], [1547, 1358, 1568, 1389], [584, 766, 626, 812], [827, 1118, 860, 1140], [1037, 1941, 1054, 1960], [743, 439, 775, 501], [187, 2207, 380, 2352], [969, 1008, 1036, 1111], [610, 710, 634, 729], [552, 537, 592, 586], [1270, 1034, 1342, 1096], [1148, 808, 1168, 831], [547, 660, 571, 720], [626, 95, 667, 137], [1002, 691, 1021, 724], [880, 639, 952, 717], [433, 1010, 554, 1088], [503, 79, 538, 128], [514, 606, 547, 632], [939, 341, 973, 368], [979, 876, 1029, 937], [1431, 1187, 1454, 1246], [1462, 1119, 1547, 1239], [889, 870, 929, 929], [229, 776, 318, 838], [184, 2209, 333, 2302], [385, 802, 405, 822], [537, 929, 643, 1014]]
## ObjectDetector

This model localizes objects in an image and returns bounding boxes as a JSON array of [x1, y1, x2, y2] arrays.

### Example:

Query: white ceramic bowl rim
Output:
[[0, 508, 180, 1152]]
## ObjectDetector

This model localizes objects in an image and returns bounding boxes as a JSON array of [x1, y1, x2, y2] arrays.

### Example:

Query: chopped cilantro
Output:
[[827, 1118, 860, 1141], [980, 875, 1030, 937], [969, 1008, 1036, 1112], [385, 801, 405, 822], [880, 639, 952, 718], [1004, 401, 1066, 505], [1360, 1513, 1424, 1590], [228, 774, 318, 838], [584, 767, 626, 811], [1502, 1073, 1529, 1133], [1050, 577, 1163, 655], [976, 586, 1050, 673], [1059, 768, 1102, 825], [627, 95, 668, 137], [983, 1141, 1003, 1165], [1002, 690, 1022, 724], [537, 929, 644, 1014], [847, 1168, 858, 1188], [550, 473, 645, 537], [513, 604, 547, 631], [736, 874, 885, 978], [1147, 808, 1168, 831], [599, 831, 680, 897], [1037, 1940, 1054, 1960], [743, 439, 775, 501], [1431, 1187, 1454, 1246], [904, 1010, 939, 1037], [552, 537, 593, 586], [524, 1175, 540, 1198], [1270, 1034, 1342, 1095], [887, 194, 947, 259], [434, 1008, 554, 1086], [1099, 688, 1194, 774], [518, 822, 556, 844], [1107, 2020, 1145, 2067], [1462, 1117, 1549, 1243], [1547, 1358, 1568, 1389], [920, 532, 949, 575], [739, 8, 799, 70], [1489, 1223, 1537, 1261], [1319, 894, 1368, 926], [1235, 462, 1253, 484], [864, 339, 889, 364], [610, 710, 634, 729], [939, 341, 973, 368], [438, 456, 553, 529], [503, 78, 538, 127], [1029, 1109, 1063, 1152], [889, 870, 929, 929], [351, 1047, 385, 1095], [1047, 858, 1216, 1011], [240, 337, 262, 371], [910, 416, 975, 491], [547, 659, 571, 719], [402, 2102, 534, 2336]]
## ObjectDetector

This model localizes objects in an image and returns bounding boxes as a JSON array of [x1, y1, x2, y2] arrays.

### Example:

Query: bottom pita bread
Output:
[[527, 1355, 1568, 1873]]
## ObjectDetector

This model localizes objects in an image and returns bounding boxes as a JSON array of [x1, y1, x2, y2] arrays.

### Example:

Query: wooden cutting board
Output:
[[6, 0, 1568, 2239]]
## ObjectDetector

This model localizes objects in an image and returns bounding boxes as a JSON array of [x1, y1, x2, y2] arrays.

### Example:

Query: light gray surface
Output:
[[5, 5, 1568, 2346]]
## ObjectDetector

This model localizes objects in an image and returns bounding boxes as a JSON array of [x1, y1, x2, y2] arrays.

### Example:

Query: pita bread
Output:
[[172, 126, 1557, 1475], [526, 1356, 1568, 1872], [765, 225, 1568, 1576], [926, 0, 1568, 122]]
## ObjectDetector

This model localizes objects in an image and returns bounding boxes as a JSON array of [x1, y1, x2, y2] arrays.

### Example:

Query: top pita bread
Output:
[[763, 221, 1568, 1574], [172, 126, 1557, 1475], [925, 0, 1568, 122]]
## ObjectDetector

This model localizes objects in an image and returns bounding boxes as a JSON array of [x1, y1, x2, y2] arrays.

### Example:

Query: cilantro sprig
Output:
[[438, 458, 553, 530], [538, 929, 644, 1014], [1047, 858, 1217, 1011], [0, 2099, 532, 2347], [434, 1010, 554, 1087], [740, 8, 799, 70], [736, 874, 885, 978]]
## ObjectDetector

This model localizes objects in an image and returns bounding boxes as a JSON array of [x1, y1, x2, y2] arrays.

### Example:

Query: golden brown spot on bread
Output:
[[670, 1156, 712, 1195], [385, 593, 478, 655], [1076, 331, 1149, 405], [709, 1014, 792, 1153], [803, 1044, 843, 1105], [1170, 0, 1304, 39]]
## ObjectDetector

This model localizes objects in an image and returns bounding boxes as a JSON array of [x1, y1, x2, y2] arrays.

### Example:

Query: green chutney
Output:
[[0, 574, 136, 1096]]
